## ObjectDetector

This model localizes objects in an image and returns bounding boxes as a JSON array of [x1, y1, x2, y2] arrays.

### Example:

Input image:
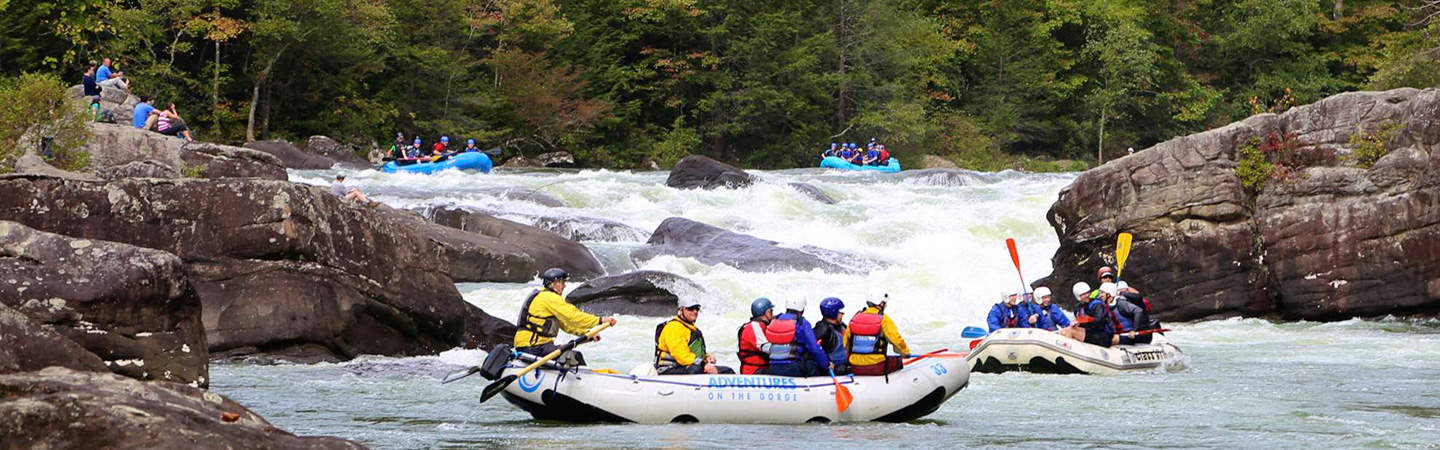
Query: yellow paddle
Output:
[[1116, 232, 1133, 278], [479, 322, 612, 403]]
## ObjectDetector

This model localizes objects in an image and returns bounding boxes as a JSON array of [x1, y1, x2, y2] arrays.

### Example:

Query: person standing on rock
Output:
[[736, 297, 775, 375], [514, 268, 617, 366], [655, 297, 733, 375]]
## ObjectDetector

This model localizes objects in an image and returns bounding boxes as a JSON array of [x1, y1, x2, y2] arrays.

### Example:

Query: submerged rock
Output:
[[1038, 88, 1440, 321], [244, 139, 337, 170], [568, 270, 708, 317], [666, 155, 755, 190], [426, 207, 606, 282], [788, 182, 838, 204], [631, 217, 882, 274], [0, 367, 362, 449]]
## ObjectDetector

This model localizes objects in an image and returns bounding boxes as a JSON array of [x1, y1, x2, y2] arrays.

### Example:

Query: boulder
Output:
[[897, 168, 993, 187], [788, 182, 837, 204], [921, 154, 959, 169], [243, 139, 337, 170], [0, 367, 362, 449], [426, 207, 606, 282], [82, 123, 286, 180], [1037, 88, 1440, 322], [0, 221, 208, 386], [476, 187, 566, 207], [0, 176, 512, 361], [631, 217, 882, 274], [180, 142, 288, 180], [95, 160, 178, 179], [83, 122, 184, 169], [305, 135, 371, 169], [488, 211, 650, 242], [568, 270, 707, 317], [536, 151, 575, 167], [0, 302, 109, 375], [501, 155, 541, 168], [665, 155, 755, 190]]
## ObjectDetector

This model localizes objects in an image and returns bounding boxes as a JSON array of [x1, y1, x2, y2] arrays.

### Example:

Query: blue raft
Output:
[[381, 152, 493, 174], [819, 156, 901, 173]]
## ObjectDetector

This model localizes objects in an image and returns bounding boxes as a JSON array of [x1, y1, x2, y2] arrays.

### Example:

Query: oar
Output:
[[903, 352, 969, 359], [479, 322, 612, 403], [904, 348, 949, 365], [1116, 232, 1133, 278], [1006, 238, 1037, 325], [961, 326, 988, 339], [1126, 328, 1170, 336], [828, 369, 854, 413]]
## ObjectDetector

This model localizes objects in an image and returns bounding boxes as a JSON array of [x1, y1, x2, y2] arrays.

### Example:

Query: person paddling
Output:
[[514, 268, 617, 366], [814, 297, 850, 375], [1031, 287, 1071, 331], [1058, 281, 1116, 347], [765, 298, 831, 377], [736, 297, 775, 375], [655, 298, 734, 375], [987, 292, 1023, 332], [844, 294, 910, 376]]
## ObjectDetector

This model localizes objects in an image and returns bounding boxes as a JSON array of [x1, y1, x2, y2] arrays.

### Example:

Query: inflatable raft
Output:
[[498, 354, 969, 423], [381, 152, 493, 174], [820, 156, 901, 173], [967, 328, 1183, 375]]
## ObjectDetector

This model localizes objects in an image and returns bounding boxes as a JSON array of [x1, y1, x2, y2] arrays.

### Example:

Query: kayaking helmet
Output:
[[678, 296, 702, 310], [750, 297, 774, 318], [1116, 281, 1129, 291], [867, 293, 889, 307], [467, 138, 475, 145], [786, 297, 806, 313], [413, 137, 422, 145], [819, 297, 845, 319], [540, 268, 568, 287], [1099, 282, 1119, 298], [1072, 282, 1092, 301], [1034, 286, 1052, 300], [440, 136, 450, 143], [1097, 266, 1115, 280]]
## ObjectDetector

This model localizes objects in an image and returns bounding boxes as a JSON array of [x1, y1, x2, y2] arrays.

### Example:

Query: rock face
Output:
[[426, 207, 606, 282], [95, 160, 178, 179], [0, 221, 208, 386], [631, 217, 881, 274], [1038, 88, 1440, 322], [84, 122, 184, 168], [0, 176, 512, 362], [305, 135, 371, 169], [82, 123, 286, 180], [180, 143, 288, 180], [0, 367, 362, 449], [0, 302, 109, 375], [665, 155, 755, 190], [244, 139, 337, 170], [536, 151, 576, 167], [921, 154, 959, 169], [788, 182, 838, 204], [568, 270, 707, 317]]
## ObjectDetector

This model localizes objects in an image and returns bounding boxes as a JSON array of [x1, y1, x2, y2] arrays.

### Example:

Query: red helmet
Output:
[[1097, 266, 1115, 279]]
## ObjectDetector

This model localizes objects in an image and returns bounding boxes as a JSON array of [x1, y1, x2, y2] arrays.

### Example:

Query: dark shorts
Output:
[[851, 356, 903, 376], [158, 119, 188, 136], [516, 343, 586, 367], [1117, 333, 1153, 346], [658, 363, 735, 375], [1083, 331, 1113, 347]]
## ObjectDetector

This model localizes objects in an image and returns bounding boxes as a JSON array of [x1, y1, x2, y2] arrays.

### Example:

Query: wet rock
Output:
[[1037, 88, 1440, 322], [921, 155, 959, 169], [0, 302, 109, 375], [569, 270, 707, 317], [631, 217, 881, 274], [83, 122, 184, 169], [0, 177, 512, 361], [665, 155, 755, 190], [243, 139, 337, 170], [501, 155, 541, 168], [897, 168, 992, 187], [490, 211, 650, 242], [95, 160, 178, 179], [788, 182, 837, 204], [536, 151, 576, 167], [0, 367, 362, 449], [475, 187, 566, 207], [305, 135, 371, 169], [0, 221, 207, 386], [426, 207, 606, 282], [180, 142, 288, 180]]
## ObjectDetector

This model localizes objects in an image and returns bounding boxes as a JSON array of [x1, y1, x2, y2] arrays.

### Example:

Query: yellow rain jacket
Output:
[[843, 306, 910, 367], [655, 317, 706, 368], [513, 289, 601, 348]]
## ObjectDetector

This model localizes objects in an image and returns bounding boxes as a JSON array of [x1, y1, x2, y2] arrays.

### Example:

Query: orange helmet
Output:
[[1097, 266, 1115, 280]]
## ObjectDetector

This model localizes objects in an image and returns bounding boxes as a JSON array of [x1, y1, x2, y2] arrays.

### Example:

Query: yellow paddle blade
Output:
[[590, 368, 619, 374], [1116, 232, 1133, 277]]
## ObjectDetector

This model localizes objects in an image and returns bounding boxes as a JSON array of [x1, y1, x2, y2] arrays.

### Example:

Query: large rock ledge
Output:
[[0, 175, 511, 362], [0, 367, 362, 449], [1038, 88, 1440, 322]]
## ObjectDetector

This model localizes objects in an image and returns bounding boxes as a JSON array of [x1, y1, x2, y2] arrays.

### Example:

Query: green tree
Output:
[[1081, 4, 1158, 164]]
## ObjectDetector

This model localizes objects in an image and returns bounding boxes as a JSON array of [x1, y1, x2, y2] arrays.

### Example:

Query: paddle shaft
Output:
[[479, 322, 612, 402]]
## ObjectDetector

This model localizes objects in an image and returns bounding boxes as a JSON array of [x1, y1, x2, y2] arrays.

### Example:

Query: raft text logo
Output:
[[706, 376, 799, 389]]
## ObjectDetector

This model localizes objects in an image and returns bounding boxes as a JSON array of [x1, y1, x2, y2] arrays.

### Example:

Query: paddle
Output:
[[1006, 238, 1039, 326], [1125, 328, 1170, 336], [902, 352, 968, 359], [961, 326, 988, 339], [828, 369, 854, 413], [903, 348, 949, 365], [1116, 232, 1133, 278], [478, 322, 612, 403]]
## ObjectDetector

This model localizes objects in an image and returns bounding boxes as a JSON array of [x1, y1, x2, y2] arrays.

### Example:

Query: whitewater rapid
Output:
[[211, 167, 1440, 448]]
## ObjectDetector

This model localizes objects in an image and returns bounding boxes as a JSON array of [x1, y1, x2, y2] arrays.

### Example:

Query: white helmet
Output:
[[1099, 282, 1119, 297], [1034, 287, 1052, 299], [1072, 282, 1092, 300], [786, 297, 806, 313], [678, 296, 701, 309], [1116, 281, 1130, 291]]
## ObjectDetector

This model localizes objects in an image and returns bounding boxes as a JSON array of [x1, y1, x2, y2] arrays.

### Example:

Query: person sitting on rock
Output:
[[82, 63, 101, 97], [131, 95, 157, 130], [330, 174, 376, 206], [845, 294, 910, 376], [736, 297, 775, 375], [154, 102, 195, 142], [96, 57, 114, 84], [98, 71, 128, 94], [515, 268, 617, 366], [655, 297, 733, 375]]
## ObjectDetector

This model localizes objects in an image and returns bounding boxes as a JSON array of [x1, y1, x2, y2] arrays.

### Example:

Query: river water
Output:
[[212, 167, 1440, 448]]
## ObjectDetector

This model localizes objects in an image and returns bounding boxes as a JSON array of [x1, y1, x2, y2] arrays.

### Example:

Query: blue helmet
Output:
[[819, 297, 845, 319], [467, 138, 475, 145], [849, 142, 858, 149], [413, 137, 422, 145], [750, 297, 774, 318], [441, 136, 450, 143]]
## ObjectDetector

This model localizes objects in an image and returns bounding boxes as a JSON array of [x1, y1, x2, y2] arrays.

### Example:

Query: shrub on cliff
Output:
[[0, 73, 92, 173], [1347, 121, 1401, 168]]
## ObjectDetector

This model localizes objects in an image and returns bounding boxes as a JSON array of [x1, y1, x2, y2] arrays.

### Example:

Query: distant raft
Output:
[[381, 152, 493, 174], [820, 156, 901, 173], [966, 328, 1184, 375], [496, 353, 968, 424]]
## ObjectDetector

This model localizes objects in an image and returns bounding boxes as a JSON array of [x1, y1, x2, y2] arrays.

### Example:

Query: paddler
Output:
[[844, 294, 910, 376], [1031, 287, 1071, 331], [736, 297, 775, 374], [764, 298, 831, 377], [513, 268, 617, 366], [655, 297, 735, 375], [1057, 281, 1116, 347], [813, 297, 850, 375], [986, 292, 1023, 332]]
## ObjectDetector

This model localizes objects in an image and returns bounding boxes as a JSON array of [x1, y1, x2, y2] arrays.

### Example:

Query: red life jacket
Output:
[[847, 312, 887, 355], [736, 320, 769, 372], [764, 318, 798, 360], [879, 149, 890, 162]]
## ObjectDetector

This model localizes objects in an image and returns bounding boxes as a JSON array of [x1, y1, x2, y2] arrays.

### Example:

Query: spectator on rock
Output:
[[96, 58, 114, 84], [98, 71, 128, 93], [82, 63, 101, 97], [330, 174, 377, 206], [155, 102, 196, 142], [132, 95, 157, 130]]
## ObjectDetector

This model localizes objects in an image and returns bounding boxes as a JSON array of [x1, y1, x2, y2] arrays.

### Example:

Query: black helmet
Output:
[[541, 268, 568, 286]]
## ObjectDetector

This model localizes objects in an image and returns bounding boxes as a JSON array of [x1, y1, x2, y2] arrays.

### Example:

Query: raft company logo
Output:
[[518, 371, 545, 392], [705, 376, 800, 389]]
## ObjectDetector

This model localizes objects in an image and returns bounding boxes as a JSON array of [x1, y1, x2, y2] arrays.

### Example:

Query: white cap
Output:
[[1034, 287, 1052, 298], [786, 297, 806, 312], [1116, 281, 1129, 291], [1099, 282, 1119, 297], [678, 297, 701, 309], [1072, 282, 1092, 300]]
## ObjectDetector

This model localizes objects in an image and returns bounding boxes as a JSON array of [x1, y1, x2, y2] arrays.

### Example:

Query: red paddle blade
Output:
[[1006, 238, 1021, 269], [834, 380, 853, 412]]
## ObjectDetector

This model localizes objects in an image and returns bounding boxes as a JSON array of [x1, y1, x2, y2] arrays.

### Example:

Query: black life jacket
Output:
[[515, 289, 560, 345]]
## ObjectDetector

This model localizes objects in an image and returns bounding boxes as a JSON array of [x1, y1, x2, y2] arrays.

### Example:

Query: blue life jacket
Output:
[[1036, 303, 1071, 330], [987, 303, 1020, 332]]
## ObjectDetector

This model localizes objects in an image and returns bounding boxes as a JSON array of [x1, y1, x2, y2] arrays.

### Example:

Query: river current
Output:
[[212, 167, 1440, 449]]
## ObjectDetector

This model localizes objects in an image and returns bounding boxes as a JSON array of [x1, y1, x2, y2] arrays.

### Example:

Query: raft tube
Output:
[[967, 328, 1184, 375], [381, 152, 492, 174], [498, 353, 968, 424], [820, 156, 901, 173]]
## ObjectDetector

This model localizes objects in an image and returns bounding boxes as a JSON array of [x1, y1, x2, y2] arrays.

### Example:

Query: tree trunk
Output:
[[213, 41, 221, 107], [246, 82, 261, 142], [1097, 108, 1107, 165]]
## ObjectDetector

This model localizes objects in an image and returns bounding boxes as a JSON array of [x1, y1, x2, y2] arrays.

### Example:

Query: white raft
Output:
[[967, 328, 1183, 375], [498, 355, 969, 424]]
